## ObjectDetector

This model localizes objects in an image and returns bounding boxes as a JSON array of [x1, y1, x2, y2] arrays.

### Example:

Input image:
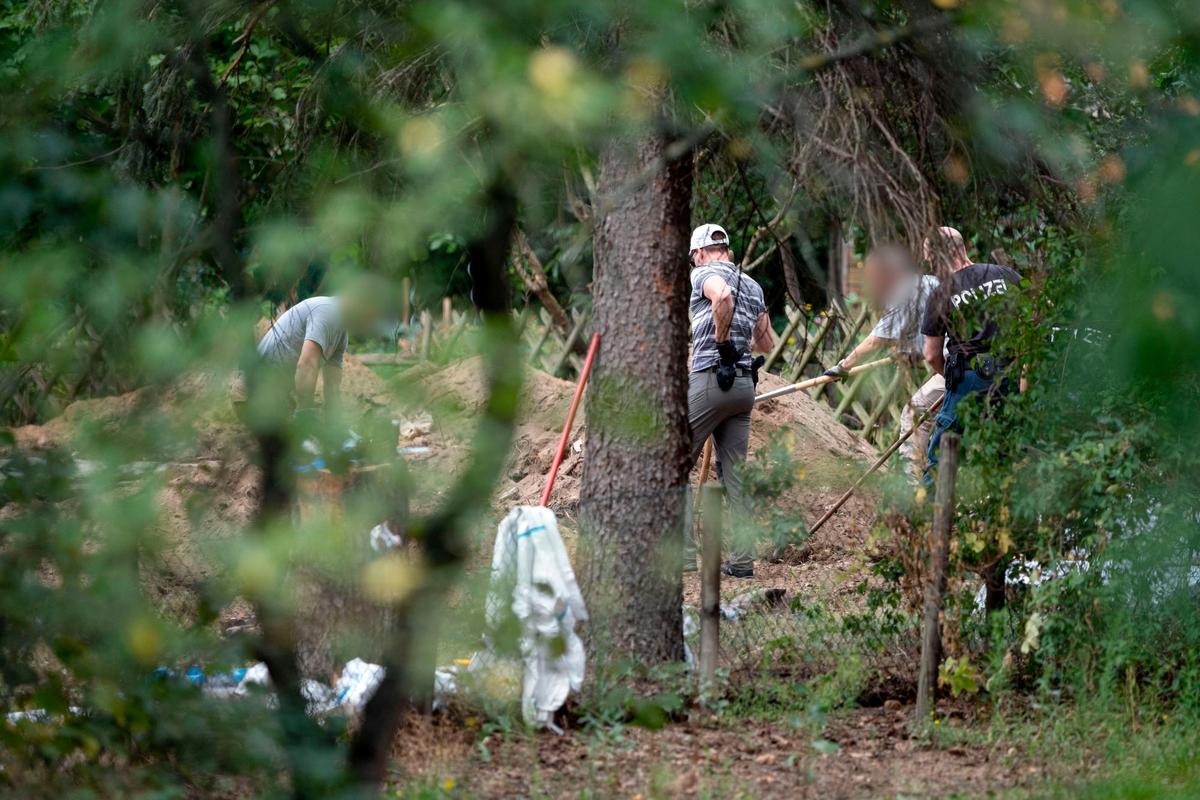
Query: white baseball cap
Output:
[[689, 223, 730, 254]]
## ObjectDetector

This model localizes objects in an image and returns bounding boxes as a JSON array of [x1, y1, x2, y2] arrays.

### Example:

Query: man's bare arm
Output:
[[703, 276, 734, 341], [322, 363, 342, 418], [840, 334, 889, 369], [750, 311, 776, 354], [924, 335, 946, 375], [294, 339, 325, 408]]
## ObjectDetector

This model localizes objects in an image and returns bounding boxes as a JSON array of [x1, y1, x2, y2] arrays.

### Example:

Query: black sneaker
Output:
[[720, 562, 754, 579]]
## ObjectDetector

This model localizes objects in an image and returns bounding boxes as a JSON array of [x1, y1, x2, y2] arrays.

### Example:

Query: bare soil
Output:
[[390, 699, 1041, 799]]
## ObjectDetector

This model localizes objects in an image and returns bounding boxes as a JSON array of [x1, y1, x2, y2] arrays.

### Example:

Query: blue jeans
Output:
[[923, 369, 996, 485]]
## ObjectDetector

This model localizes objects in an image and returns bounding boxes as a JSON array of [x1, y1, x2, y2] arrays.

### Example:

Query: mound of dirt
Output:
[[423, 359, 893, 623], [417, 359, 884, 587], [6, 354, 889, 624]]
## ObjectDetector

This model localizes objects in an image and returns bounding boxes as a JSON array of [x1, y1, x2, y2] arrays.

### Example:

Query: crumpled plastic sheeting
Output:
[[332, 658, 386, 717], [369, 521, 404, 552], [476, 506, 588, 732], [682, 607, 699, 669], [230, 659, 387, 718]]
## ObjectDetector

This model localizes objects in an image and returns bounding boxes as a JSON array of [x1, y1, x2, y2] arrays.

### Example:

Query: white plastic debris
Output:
[[369, 521, 404, 552], [5, 707, 82, 724], [302, 680, 338, 715], [433, 666, 460, 711], [478, 506, 588, 732], [333, 658, 386, 717], [682, 607, 699, 669], [237, 662, 272, 693], [721, 588, 789, 621], [230, 659, 387, 718]]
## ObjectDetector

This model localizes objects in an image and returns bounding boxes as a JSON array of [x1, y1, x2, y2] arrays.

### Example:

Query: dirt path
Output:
[[391, 701, 1041, 799]]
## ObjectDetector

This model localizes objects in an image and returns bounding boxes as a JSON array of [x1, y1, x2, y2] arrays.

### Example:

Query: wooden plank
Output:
[[353, 353, 412, 366]]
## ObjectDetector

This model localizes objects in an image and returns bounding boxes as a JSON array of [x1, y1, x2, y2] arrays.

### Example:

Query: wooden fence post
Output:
[[419, 310, 433, 361], [914, 432, 960, 731], [833, 369, 869, 418], [787, 312, 835, 382], [699, 484, 722, 692], [550, 311, 589, 378], [400, 276, 411, 328], [763, 306, 805, 374], [862, 369, 904, 443], [830, 303, 871, 365]]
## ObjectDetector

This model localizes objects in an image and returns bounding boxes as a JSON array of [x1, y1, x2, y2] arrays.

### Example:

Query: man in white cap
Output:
[[687, 223, 776, 578]]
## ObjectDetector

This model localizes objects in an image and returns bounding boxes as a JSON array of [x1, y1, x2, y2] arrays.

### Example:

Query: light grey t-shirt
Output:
[[871, 274, 940, 358], [256, 297, 347, 367]]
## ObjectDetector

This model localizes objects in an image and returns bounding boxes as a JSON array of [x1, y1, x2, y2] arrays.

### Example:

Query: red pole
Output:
[[541, 332, 600, 507]]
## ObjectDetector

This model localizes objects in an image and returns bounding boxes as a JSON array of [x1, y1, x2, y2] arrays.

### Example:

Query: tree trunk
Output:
[[579, 134, 693, 665]]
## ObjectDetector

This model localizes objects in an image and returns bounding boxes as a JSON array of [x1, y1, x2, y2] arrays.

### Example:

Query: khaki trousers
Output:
[[899, 372, 945, 479]]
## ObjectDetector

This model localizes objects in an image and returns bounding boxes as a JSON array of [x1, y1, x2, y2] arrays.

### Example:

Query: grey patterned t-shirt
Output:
[[256, 297, 347, 367], [689, 261, 766, 372]]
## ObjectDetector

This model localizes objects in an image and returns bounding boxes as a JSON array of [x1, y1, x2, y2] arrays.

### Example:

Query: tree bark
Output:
[[579, 133, 692, 665]]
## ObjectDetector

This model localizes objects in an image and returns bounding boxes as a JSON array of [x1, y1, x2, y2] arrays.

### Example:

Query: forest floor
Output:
[[387, 699, 1053, 799]]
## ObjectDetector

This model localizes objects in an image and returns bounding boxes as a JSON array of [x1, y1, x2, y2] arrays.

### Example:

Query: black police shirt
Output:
[[920, 262, 1021, 358]]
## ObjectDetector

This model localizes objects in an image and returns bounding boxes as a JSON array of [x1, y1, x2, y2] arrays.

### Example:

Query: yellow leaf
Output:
[[529, 47, 578, 98], [362, 555, 420, 605], [126, 617, 161, 666], [235, 546, 278, 598]]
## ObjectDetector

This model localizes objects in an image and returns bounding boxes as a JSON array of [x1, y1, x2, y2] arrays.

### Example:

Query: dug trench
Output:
[[3, 355, 1039, 797]]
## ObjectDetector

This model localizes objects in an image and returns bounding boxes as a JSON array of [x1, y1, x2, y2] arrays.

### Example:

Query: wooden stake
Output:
[[441, 296, 452, 327], [550, 311, 589, 378], [528, 319, 553, 367], [762, 306, 805, 374], [400, 277, 411, 327], [914, 432, 960, 731], [862, 369, 904, 443], [833, 369, 868, 417], [830, 303, 871, 365], [787, 312, 835, 382], [689, 437, 714, 551], [419, 310, 433, 361], [699, 484, 722, 691]]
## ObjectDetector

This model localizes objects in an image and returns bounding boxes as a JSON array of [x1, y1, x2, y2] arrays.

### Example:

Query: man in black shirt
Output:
[[920, 227, 1021, 482]]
